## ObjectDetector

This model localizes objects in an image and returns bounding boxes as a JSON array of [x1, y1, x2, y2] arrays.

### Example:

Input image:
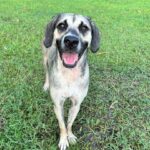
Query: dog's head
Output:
[[43, 13, 100, 68]]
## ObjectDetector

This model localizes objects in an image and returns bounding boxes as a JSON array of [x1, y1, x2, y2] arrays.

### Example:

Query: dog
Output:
[[42, 13, 100, 150]]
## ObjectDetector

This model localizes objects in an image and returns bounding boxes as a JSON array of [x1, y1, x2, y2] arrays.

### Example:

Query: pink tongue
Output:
[[62, 52, 78, 65]]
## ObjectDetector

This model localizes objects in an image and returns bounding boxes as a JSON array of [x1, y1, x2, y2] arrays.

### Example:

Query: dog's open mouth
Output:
[[62, 52, 79, 68]]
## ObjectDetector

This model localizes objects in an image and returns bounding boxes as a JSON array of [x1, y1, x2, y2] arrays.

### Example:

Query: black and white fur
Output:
[[42, 13, 100, 150]]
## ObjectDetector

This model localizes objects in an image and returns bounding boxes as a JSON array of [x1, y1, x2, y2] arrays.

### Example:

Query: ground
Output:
[[0, 0, 150, 149]]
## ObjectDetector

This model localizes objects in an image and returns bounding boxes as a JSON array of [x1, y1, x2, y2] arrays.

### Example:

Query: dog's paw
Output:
[[43, 82, 49, 91], [58, 137, 69, 150], [68, 133, 77, 145]]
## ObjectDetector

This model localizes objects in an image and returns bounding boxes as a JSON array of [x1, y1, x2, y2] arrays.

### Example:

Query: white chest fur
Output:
[[49, 55, 89, 102]]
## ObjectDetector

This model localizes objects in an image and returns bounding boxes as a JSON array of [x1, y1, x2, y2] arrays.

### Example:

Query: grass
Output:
[[0, 0, 150, 149]]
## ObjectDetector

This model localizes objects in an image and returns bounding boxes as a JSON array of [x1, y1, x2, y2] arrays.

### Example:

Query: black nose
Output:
[[64, 36, 79, 49]]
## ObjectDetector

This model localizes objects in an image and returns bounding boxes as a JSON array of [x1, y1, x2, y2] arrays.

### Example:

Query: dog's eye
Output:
[[57, 22, 67, 31], [79, 24, 89, 34]]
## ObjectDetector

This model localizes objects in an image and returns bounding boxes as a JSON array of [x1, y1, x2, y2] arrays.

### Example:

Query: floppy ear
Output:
[[90, 21, 100, 53], [43, 14, 61, 48]]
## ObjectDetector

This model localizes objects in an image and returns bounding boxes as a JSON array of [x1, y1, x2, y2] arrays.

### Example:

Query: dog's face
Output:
[[44, 13, 100, 68]]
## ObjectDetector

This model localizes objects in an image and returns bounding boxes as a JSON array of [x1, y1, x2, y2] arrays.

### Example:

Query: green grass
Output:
[[0, 0, 150, 149]]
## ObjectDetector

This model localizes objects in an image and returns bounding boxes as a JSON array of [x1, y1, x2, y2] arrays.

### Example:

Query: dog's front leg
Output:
[[54, 102, 69, 150], [67, 98, 82, 145]]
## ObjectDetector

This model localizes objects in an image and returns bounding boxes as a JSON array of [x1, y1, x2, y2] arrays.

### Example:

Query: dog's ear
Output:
[[43, 14, 61, 48], [90, 21, 100, 53]]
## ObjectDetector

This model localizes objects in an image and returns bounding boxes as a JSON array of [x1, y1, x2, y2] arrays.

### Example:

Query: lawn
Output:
[[0, 0, 150, 149]]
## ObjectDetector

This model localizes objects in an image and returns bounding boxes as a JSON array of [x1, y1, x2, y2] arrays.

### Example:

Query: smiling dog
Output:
[[42, 13, 100, 150]]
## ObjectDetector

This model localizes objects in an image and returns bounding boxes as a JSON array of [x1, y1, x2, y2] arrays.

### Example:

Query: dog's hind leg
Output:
[[67, 98, 82, 144], [54, 101, 69, 150], [43, 54, 49, 91], [43, 71, 49, 91]]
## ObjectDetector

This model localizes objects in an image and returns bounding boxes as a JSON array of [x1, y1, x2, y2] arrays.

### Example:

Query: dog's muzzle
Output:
[[60, 36, 79, 68], [56, 35, 88, 68]]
